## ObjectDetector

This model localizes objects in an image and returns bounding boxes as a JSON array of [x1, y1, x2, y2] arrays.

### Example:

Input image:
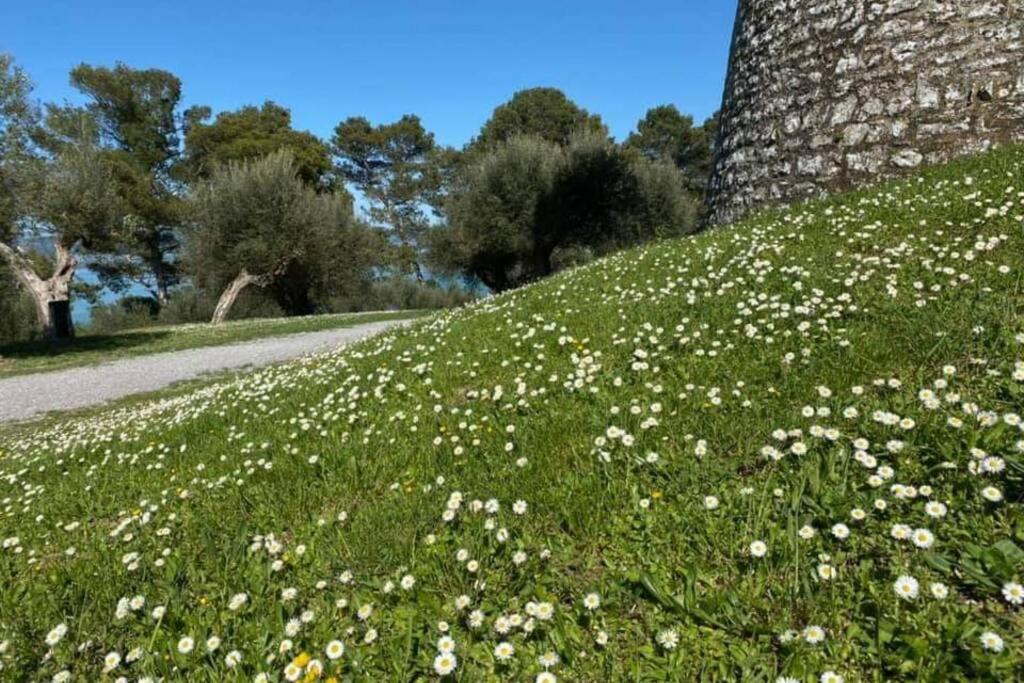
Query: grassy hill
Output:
[[1, 146, 1022, 681]]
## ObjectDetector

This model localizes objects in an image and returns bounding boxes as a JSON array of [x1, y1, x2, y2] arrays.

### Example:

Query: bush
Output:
[[331, 278, 475, 313], [0, 269, 37, 345], [83, 287, 286, 335]]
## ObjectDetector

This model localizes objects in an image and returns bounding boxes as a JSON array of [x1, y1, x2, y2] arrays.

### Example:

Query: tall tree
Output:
[[331, 114, 439, 279], [188, 150, 370, 323], [625, 105, 718, 196], [1, 111, 124, 338], [432, 132, 697, 292], [64, 62, 186, 306], [470, 87, 607, 152], [0, 53, 40, 339], [431, 136, 562, 292], [178, 101, 335, 190]]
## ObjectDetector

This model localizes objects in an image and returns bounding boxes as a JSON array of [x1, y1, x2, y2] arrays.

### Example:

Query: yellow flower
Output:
[[652, 491, 663, 500], [292, 652, 311, 668]]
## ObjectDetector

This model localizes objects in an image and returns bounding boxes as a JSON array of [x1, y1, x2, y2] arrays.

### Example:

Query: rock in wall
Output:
[[706, 0, 1024, 225]]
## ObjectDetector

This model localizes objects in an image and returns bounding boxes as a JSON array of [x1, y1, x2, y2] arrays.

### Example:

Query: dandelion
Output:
[[225, 650, 242, 667], [228, 592, 248, 611]]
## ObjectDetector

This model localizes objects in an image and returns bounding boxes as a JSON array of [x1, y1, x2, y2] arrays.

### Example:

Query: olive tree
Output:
[[2, 111, 123, 339], [432, 133, 697, 292], [189, 150, 365, 323]]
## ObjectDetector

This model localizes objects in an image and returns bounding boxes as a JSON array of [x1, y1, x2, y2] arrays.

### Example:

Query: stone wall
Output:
[[706, 0, 1024, 225]]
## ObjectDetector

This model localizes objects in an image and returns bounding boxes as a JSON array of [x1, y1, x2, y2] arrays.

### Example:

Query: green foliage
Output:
[[0, 265, 35, 344], [84, 287, 286, 334], [69, 63, 181, 170], [178, 101, 337, 191], [433, 133, 698, 291], [36, 131, 124, 251], [470, 87, 608, 151], [188, 150, 376, 309], [433, 135, 563, 291], [62, 62, 188, 301], [0, 53, 39, 244], [330, 277, 476, 313], [625, 105, 718, 196], [331, 114, 440, 278]]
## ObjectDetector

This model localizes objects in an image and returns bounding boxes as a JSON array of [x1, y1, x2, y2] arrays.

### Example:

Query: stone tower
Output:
[[705, 0, 1024, 225]]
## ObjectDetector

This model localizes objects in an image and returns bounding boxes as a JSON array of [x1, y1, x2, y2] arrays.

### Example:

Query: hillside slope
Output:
[[1, 147, 1023, 681]]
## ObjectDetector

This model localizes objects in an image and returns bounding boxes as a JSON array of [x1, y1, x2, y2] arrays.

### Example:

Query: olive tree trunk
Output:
[[0, 241, 77, 339], [211, 269, 266, 324]]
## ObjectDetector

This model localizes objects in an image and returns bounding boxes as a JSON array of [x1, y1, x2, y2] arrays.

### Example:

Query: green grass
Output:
[[1, 147, 1023, 682], [0, 310, 427, 379]]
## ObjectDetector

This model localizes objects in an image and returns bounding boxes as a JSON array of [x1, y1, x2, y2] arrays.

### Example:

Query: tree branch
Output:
[[0, 240, 44, 290]]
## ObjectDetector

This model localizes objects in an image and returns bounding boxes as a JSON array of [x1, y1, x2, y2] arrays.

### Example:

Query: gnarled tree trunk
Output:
[[0, 240, 78, 339], [211, 269, 266, 324]]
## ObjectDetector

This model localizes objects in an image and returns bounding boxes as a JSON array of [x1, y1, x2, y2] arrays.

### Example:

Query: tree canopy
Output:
[[432, 132, 697, 292], [188, 150, 375, 322], [179, 101, 335, 190], [470, 87, 608, 151], [331, 114, 440, 278], [58, 63, 187, 304], [2, 49, 719, 336], [625, 105, 718, 196]]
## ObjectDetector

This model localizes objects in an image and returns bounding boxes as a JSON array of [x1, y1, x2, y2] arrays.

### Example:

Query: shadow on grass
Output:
[[0, 330, 173, 363]]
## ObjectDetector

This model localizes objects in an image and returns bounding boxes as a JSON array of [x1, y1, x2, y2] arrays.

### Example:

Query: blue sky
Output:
[[2, 1, 737, 321], [2, 1, 735, 146]]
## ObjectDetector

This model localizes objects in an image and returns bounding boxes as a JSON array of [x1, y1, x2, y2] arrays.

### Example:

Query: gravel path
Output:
[[0, 319, 409, 423]]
